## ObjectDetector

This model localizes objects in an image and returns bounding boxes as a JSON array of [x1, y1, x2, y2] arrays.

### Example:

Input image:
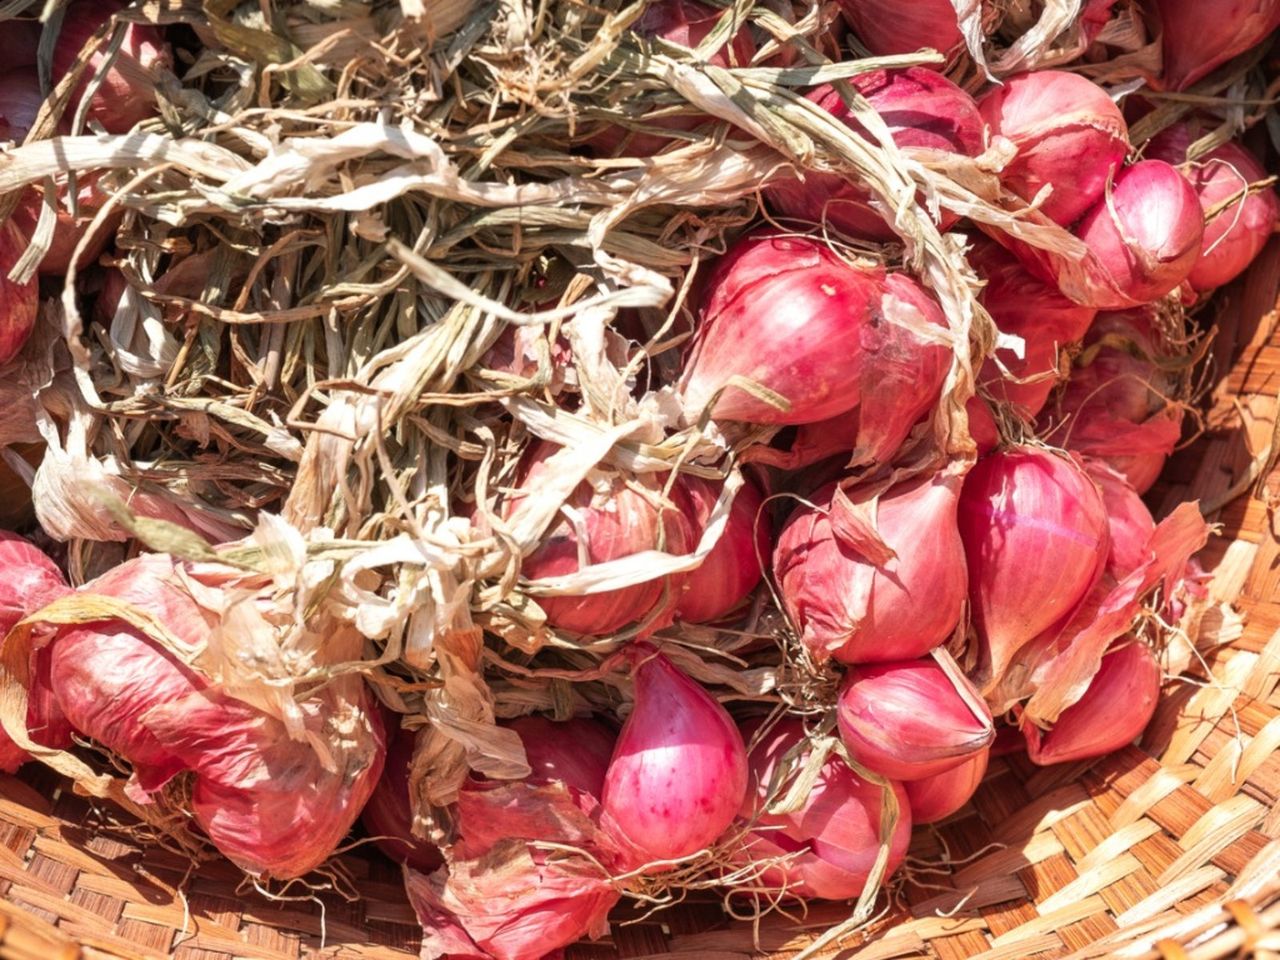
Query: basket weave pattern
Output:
[[3, 253, 1280, 960]]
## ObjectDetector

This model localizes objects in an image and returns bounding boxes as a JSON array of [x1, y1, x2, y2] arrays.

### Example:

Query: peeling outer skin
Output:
[[1, 553, 386, 879], [405, 779, 629, 960]]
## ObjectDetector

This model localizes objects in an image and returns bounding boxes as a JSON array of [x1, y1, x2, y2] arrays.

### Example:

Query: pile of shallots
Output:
[[0, 1, 1274, 959]]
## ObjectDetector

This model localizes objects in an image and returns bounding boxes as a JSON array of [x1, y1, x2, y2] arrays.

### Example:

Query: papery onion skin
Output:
[[506, 441, 697, 637], [52, 0, 172, 134], [1146, 125, 1280, 292], [966, 396, 1000, 455], [958, 447, 1110, 688], [904, 748, 988, 824], [0, 533, 73, 774], [736, 716, 911, 900], [765, 69, 984, 240], [589, 0, 755, 157], [972, 242, 1097, 419], [600, 649, 747, 863], [978, 70, 1129, 227], [1150, 0, 1280, 91], [1039, 309, 1183, 494], [837, 659, 994, 782], [1074, 160, 1205, 307], [362, 725, 444, 873], [675, 473, 771, 624], [774, 471, 967, 664], [0, 219, 38, 365], [836, 0, 965, 63], [680, 232, 950, 429], [43, 554, 386, 878], [1024, 641, 1161, 764]]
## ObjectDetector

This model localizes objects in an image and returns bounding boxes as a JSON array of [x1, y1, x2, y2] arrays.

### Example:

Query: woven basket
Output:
[[3, 250, 1280, 960]]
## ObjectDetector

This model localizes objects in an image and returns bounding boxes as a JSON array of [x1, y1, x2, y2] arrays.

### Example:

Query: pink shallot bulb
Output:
[[904, 748, 989, 824], [504, 440, 697, 637], [836, 658, 994, 781], [1039, 309, 1184, 494], [774, 470, 967, 664], [736, 716, 911, 900], [0, 220, 37, 364], [765, 68, 984, 240], [1150, 0, 1280, 91], [675, 473, 771, 624], [52, 0, 172, 134], [680, 232, 950, 432], [971, 242, 1097, 420], [361, 725, 443, 873], [1023, 641, 1161, 764], [600, 648, 747, 862], [1146, 125, 1280, 292], [1072, 160, 1205, 308], [978, 70, 1129, 227], [957, 447, 1110, 690], [836, 0, 967, 64]]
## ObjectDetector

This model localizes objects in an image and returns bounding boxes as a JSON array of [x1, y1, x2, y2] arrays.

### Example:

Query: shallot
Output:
[[774, 470, 967, 664], [904, 748, 988, 824], [736, 716, 911, 900], [978, 70, 1129, 226], [1146, 125, 1280, 292], [1072, 160, 1205, 307], [600, 647, 747, 862], [361, 725, 443, 873], [957, 447, 1110, 689], [836, 658, 993, 781], [675, 473, 771, 623], [52, 0, 171, 134], [680, 232, 950, 431], [1039, 309, 1184, 493], [836, 0, 966, 63], [765, 69, 984, 240], [505, 441, 696, 636], [1150, 0, 1280, 90], [0, 220, 38, 365], [1023, 641, 1161, 764]]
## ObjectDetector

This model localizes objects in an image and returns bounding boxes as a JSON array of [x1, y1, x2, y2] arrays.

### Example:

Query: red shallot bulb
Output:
[[1073, 160, 1204, 307], [0, 219, 38, 365], [0, 68, 41, 142], [1023, 640, 1161, 764], [43, 553, 385, 878], [12, 172, 122, 275], [836, 658, 994, 781], [505, 441, 696, 637], [972, 242, 1097, 419], [736, 716, 911, 900], [774, 470, 967, 664], [361, 725, 443, 873], [590, 0, 756, 157], [966, 395, 1000, 455], [508, 714, 617, 798], [0, 533, 73, 774], [52, 0, 171, 134], [1086, 461, 1156, 580], [600, 648, 747, 862], [1146, 125, 1280, 292], [675, 473, 771, 623], [904, 748, 988, 824], [958, 447, 1110, 688], [837, 0, 966, 63], [765, 68, 984, 240], [1150, 0, 1280, 91], [978, 70, 1129, 226], [1039, 309, 1184, 493], [680, 232, 950, 429], [0, 21, 39, 71]]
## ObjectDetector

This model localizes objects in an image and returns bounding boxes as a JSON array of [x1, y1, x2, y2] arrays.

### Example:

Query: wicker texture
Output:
[[4, 251, 1280, 959]]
